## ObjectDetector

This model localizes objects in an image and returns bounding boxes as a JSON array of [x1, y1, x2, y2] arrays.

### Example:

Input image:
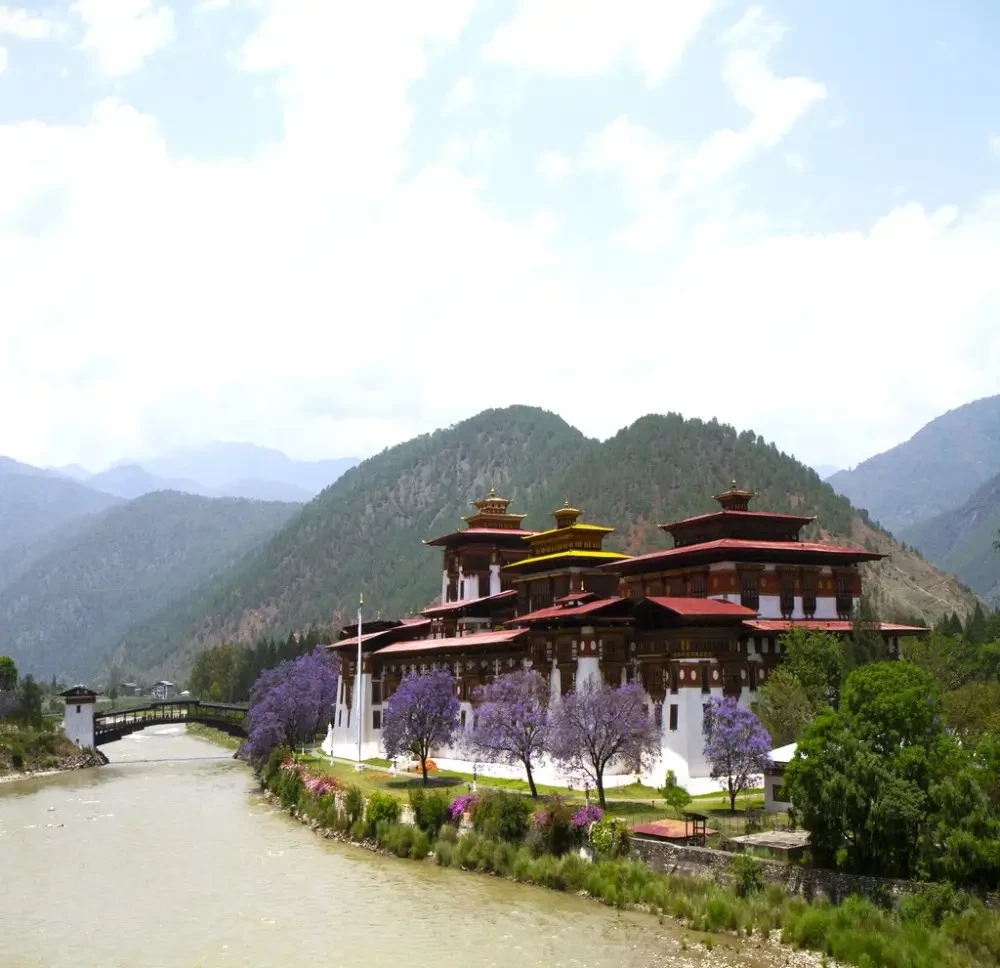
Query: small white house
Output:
[[152, 680, 175, 700], [764, 742, 797, 811]]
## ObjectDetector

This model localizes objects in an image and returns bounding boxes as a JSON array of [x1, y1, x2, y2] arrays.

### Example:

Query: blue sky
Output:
[[1, 0, 999, 474]]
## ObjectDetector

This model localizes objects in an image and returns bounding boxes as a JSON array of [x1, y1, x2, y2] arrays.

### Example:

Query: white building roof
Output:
[[770, 742, 798, 764]]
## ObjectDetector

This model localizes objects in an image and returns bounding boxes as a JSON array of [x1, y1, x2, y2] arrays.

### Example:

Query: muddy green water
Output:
[[0, 727, 768, 968]]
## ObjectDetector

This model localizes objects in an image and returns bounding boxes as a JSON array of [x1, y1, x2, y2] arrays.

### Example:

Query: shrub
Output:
[[410, 788, 450, 834], [704, 893, 741, 933], [530, 796, 580, 856], [365, 791, 400, 832], [410, 829, 432, 860], [730, 854, 766, 897], [449, 793, 479, 823], [377, 822, 418, 858], [590, 818, 632, 858], [435, 840, 455, 867], [260, 746, 290, 787], [897, 883, 967, 927], [349, 819, 368, 841], [343, 785, 364, 825], [473, 790, 531, 842], [437, 824, 458, 845]]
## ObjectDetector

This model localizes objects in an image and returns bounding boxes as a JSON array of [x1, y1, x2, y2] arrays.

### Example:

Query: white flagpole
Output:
[[356, 592, 364, 766]]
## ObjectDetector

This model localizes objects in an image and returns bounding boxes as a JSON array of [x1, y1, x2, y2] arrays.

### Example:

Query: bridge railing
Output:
[[93, 700, 248, 738]]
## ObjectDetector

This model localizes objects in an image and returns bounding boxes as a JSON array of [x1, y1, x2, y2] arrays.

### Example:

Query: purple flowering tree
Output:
[[702, 696, 772, 812], [466, 668, 550, 797], [549, 680, 661, 808], [241, 648, 340, 767], [381, 668, 460, 784]]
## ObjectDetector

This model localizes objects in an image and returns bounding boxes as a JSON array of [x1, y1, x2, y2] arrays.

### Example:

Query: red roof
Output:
[[633, 818, 719, 841], [606, 538, 885, 570], [642, 597, 759, 618], [373, 629, 525, 656], [424, 527, 535, 546], [744, 620, 928, 635], [420, 589, 518, 617], [331, 619, 431, 650], [661, 509, 816, 530], [554, 590, 598, 605], [506, 597, 627, 625]]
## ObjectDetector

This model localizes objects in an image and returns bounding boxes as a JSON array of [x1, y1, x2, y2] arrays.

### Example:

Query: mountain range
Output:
[[71, 443, 358, 503], [0, 492, 300, 679], [829, 393, 1000, 605], [109, 407, 977, 681], [1, 407, 990, 683]]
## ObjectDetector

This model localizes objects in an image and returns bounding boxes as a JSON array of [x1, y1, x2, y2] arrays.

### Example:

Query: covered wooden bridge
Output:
[[93, 699, 248, 746]]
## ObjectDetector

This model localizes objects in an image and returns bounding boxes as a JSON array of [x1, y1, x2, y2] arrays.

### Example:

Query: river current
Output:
[[0, 727, 770, 968]]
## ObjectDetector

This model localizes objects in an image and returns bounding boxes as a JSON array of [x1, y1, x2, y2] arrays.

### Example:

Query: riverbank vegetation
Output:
[[259, 749, 1000, 968], [185, 723, 241, 750]]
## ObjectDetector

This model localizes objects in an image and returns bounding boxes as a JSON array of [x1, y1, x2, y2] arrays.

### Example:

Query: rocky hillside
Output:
[[113, 407, 978, 679], [0, 492, 300, 679], [828, 394, 1000, 533], [901, 473, 1000, 606]]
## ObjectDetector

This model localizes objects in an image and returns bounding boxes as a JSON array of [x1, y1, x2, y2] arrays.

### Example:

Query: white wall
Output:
[[64, 701, 95, 749]]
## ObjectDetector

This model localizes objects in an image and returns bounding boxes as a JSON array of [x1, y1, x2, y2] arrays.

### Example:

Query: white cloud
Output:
[[1, 1, 1000, 476], [538, 150, 573, 182], [0, 5, 55, 39], [0, 4, 59, 73], [486, 0, 717, 86], [444, 74, 475, 112], [71, 0, 174, 77], [198, 0, 231, 10]]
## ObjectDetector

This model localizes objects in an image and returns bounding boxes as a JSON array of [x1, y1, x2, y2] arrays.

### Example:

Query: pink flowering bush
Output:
[[572, 804, 603, 828], [450, 793, 479, 822]]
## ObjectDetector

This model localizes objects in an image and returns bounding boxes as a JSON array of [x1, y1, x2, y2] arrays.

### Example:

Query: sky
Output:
[[1, 0, 999, 475]]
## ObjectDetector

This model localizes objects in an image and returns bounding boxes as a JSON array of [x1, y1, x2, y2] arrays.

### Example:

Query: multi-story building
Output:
[[325, 485, 926, 786]]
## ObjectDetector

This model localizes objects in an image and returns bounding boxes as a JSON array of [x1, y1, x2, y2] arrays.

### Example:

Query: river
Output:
[[0, 727, 774, 968]]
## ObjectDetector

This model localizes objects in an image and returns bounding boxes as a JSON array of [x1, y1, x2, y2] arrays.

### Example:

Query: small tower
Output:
[[712, 480, 757, 512], [60, 685, 97, 749]]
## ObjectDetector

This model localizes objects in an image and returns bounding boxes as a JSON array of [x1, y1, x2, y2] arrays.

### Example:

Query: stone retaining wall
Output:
[[635, 837, 919, 905]]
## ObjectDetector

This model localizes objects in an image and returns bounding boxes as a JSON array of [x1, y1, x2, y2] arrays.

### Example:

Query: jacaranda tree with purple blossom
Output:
[[241, 648, 340, 768], [702, 696, 772, 812], [466, 668, 550, 797], [381, 668, 460, 784], [549, 679, 661, 808]]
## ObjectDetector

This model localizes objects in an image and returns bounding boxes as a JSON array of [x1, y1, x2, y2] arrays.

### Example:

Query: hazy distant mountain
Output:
[[0, 491, 301, 680], [902, 472, 1000, 606], [86, 464, 218, 500], [0, 456, 60, 480], [143, 442, 357, 496], [828, 394, 1000, 533], [55, 464, 92, 481], [221, 478, 313, 503], [0, 467, 121, 555], [813, 464, 839, 480]]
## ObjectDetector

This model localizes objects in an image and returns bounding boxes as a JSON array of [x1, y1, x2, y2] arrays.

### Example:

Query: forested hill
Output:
[[902, 472, 1000, 606], [0, 492, 300, 679], [115, 407, 977, 680], [828, 394, 1000, 534]]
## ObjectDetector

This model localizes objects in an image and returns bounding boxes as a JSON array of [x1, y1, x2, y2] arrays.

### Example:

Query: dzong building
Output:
[[326, 483, 926, 788]]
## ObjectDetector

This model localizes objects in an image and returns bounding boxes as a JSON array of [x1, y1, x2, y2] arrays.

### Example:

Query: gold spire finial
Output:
[[489, 487, 496, 498], [731, 479, 737, 489]]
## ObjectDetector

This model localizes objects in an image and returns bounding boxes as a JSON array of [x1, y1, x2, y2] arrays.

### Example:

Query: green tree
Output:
[[785, 662, 944, 878], [659, 770, 692, 818], [0, 655, 17, 692], [942, 682, 1000, 744], [903, 631, 977, 692], [780, 626, 845, 708], [847, 591, 888, 670], [16, 675, 44, 729], [752, 666, 815, 745]]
